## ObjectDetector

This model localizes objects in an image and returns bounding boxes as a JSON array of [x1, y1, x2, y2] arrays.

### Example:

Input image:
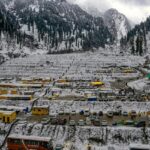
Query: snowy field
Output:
[[128, 78, 150, 93]]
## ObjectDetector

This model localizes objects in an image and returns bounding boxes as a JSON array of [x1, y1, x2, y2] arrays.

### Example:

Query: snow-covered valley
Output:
[[0, 49, 149, 150]]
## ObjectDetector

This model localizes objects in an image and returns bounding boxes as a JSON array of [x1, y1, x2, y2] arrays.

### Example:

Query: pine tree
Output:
[[28, 22, 30, 31], [136, 36, 140, 54], [130, 38, 135, 54], [139, 36, 143, 56], [143, 25, 147, 54]]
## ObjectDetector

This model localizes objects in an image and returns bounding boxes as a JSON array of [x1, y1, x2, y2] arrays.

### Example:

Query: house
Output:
[[0, 111, 16, 123], [32, 106, 49, 115]]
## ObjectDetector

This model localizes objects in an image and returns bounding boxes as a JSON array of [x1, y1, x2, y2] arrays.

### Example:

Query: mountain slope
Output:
[[120, 17, 150, 55], [0, 0, 114, 60], [104, 8, 131, 41]]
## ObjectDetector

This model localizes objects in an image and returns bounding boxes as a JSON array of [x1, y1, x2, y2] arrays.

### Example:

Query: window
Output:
[[3, 116, 5, 122], [8, 138, 14, 143], [31, 140, 38, 145], [42, 142, 49, 148], [7, 117, 10, 123], [14, 139, 21, 144], [25, 140, 38, 145], [25, 140, 29, 145]]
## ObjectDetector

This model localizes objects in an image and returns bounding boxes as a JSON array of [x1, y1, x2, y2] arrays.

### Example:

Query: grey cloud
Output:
[[67, 0, 150, 23], [122, 0, 150, 6]]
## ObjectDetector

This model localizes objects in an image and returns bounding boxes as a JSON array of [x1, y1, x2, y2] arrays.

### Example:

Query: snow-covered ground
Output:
[[128, 78, 150, 93], [0, 49, 149, 150], [0, 50, 145, 79], [9, 122, 150, 150]]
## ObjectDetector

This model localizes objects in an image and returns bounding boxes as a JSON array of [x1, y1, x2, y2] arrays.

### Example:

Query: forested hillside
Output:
[[120, 17, 150, 55], [0, 0, 114, 59]]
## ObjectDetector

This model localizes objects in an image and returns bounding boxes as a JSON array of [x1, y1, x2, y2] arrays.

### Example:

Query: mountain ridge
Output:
[[80, 6, 131, 41]]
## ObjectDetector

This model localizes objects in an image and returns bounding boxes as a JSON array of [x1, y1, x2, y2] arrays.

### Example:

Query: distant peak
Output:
[[104, 8, 131, 41], [106, 8, 118, 12], [104, 8, 124, 16]]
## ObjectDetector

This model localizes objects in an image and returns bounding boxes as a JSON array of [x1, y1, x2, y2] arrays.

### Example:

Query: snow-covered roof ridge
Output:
[[8, 134, 51, 142]]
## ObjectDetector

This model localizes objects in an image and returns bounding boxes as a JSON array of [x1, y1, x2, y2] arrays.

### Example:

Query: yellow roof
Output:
[[57, 79, 67, 83], [90, 81, 104, 86], [123, 69, 133, 73]]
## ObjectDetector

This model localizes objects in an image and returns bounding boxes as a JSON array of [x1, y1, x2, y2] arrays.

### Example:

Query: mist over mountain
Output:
[[67, 0, 150, 24], [80, 5, 131, 41]]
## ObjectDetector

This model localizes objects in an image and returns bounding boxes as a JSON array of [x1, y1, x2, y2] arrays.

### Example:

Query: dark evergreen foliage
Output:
[[120, 17, 150, 55], [0, 0, 114, 53]]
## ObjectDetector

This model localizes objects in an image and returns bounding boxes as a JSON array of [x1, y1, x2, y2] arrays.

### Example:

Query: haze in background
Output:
[[67, 0, 150, 24]]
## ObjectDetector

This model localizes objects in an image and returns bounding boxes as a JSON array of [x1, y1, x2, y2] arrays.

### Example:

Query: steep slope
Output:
[[104, 8, 131, 41], [120, 17, 150, 55], [0, 0, 114, 59], [0, 1, 23, 63]]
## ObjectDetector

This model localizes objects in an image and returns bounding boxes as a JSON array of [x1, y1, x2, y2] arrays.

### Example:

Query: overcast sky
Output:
[[67, 0, 150, 24]]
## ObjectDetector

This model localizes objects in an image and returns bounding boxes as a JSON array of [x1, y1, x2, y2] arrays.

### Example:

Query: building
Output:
[[32, 106, 49, 115], [0, 89, 8, 95], [7, 134, 53, 150], [21, 77, 51, 85], [0, 83, 43, 88], [0, 95, 32, 100], [87, 96, 97, 102], [0, 111, 16, 123], [57, 79, 67, 83], [0, 89, 18, 95]]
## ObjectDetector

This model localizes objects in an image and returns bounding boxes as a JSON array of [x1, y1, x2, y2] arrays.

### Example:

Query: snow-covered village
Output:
[[0, 0, 150, 150]]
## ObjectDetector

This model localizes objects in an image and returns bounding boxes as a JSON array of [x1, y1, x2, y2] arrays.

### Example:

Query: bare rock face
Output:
[[104, 8, 131, 41]]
